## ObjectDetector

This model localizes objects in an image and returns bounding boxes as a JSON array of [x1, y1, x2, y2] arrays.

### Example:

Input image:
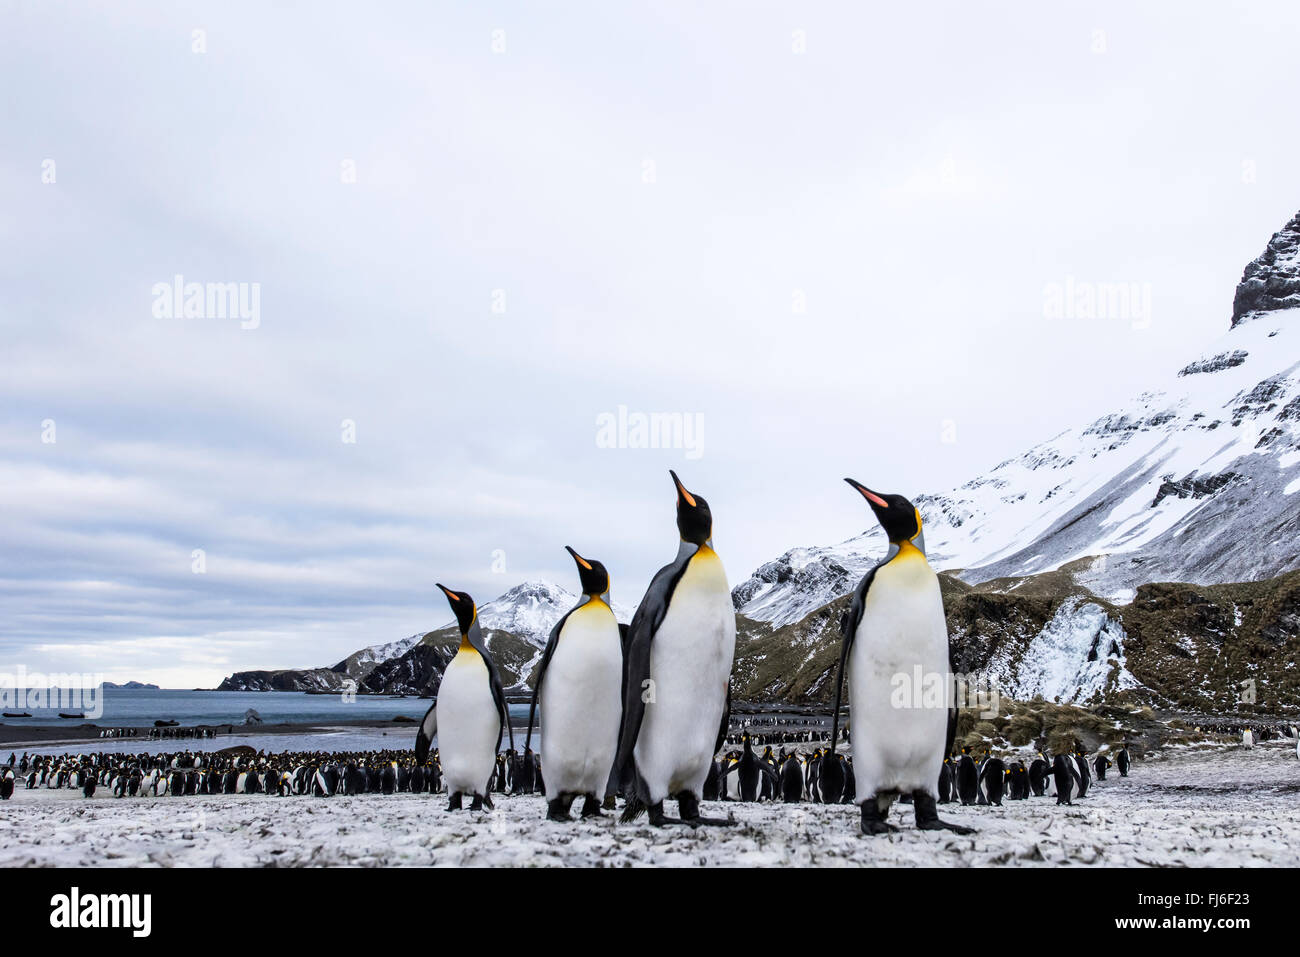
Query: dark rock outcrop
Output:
[[1232, 210, 1300, 326]]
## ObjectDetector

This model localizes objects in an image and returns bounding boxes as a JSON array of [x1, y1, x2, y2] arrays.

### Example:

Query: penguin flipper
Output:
[[524, 610, 572, 756], [414, 700, 437, 765], [613, 552, 692, 789], [614, 610, 654, 791], [944, 643, 958, 760], [713, 681, 731, 757], [829, 562, 881, 754], [466, 620, 514, 754]]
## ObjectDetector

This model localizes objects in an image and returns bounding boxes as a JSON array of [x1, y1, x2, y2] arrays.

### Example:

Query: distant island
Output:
[[101, 681, 161, 690]]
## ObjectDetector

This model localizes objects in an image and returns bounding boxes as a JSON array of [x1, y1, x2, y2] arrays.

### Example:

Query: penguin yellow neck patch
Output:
[[457, 634, 478, 654], [890, 539, 928, 565]]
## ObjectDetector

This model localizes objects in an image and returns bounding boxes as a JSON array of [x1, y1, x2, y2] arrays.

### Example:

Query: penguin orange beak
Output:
[[565, 545, 592, 571], [669, 470, 697, 507], [436, 583, 458, 602], [844, 477, 889, 509]]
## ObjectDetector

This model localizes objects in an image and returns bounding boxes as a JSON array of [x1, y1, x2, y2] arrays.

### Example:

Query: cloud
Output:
[[4, 2, 1299, 685]]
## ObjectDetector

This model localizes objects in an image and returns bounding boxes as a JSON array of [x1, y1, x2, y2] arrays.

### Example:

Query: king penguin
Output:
[[525, 546, 624, 821], [829, 480, 973, 836], [415, 584, 514, 811], [615, 470, 735, 827]]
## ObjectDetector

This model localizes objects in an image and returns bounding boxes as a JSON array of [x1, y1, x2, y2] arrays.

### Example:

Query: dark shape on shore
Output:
[[154, 719, 179, 727], [58, 712, 85, 719]]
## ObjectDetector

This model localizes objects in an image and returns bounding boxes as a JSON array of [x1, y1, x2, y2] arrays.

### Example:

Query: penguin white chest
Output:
[[635, 547, 736, 800], [848, 547, 949, 798], [436, 648, 499, 795], [540, 600, 623, 797]]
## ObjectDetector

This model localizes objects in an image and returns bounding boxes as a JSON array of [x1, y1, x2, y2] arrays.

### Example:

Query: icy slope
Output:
[[734, 211, 1300, 623]]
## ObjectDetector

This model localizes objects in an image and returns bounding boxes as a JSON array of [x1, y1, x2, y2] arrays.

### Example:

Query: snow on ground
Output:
[[2, 742, 1297, 867]]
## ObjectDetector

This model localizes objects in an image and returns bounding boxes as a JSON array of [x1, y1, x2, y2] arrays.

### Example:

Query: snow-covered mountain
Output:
[[219, 578, 632, 692], [734, 210, 1300, 625], [331, 633, 424, 679], [459, 580, 633, 648]]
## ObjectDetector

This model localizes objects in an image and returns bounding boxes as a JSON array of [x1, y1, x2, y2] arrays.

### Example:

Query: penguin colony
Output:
[[8, 471, 1225, 834]]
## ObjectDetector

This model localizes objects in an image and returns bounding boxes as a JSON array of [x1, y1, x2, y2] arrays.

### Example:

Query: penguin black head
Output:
[[670, 470, 713, 546], [844, 479, 922, 545], [435, 583, 476, 634], [564, 546, 610, 597]]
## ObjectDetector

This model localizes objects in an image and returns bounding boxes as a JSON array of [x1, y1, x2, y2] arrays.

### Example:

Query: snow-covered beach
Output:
[[2, 742, 1296, 867]]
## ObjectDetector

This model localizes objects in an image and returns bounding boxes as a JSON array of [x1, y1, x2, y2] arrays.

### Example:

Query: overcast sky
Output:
[[3, 1, 1298, 687]]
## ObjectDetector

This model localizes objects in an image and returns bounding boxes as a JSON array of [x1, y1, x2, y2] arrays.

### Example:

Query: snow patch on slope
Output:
[[988, 597, 1140, 704]]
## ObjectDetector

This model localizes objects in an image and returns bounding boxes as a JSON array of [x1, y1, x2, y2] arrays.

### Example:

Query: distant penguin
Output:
[[1052, 754, 1074, 806], [759, 747, 779, 801], [956, 752, 979, 806], [615, 471, 735, 827], [1073, 752, 1090, 799], [723, 732, 778, 803], [0, 770, 13, 800], [1008, 761, 1029, 800], [937, 759, 953, 804], [978, 758, 1006, 807], [526, 546, 624, 822], [312, 764, 338, 797], [1116, 747, 1130, 777], [819, 749, 845, 805], [1028, 755, 1049, 796], [418, 584, 513, 812], [1242, 729, 1255, 749], [510, 749, 539, 795], [1094, 755, 1111, 781], [780, 753, 804, 804], [82, 773, 96, 799], [829, 481, 972, 836], [702, 759, 722, 802]]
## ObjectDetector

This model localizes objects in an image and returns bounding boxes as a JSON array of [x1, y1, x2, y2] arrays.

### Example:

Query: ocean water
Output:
[[0, 688, 440, 727]]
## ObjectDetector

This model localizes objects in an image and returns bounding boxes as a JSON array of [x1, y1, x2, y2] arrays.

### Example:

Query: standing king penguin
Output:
[[526, 546, 624, 821], [829, 480, 973, 836], [416, 584, 514, 811], [616, 470, 736, 827]]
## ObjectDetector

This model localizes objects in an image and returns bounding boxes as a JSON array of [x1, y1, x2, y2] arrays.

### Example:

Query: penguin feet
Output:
[[647, 801, 682, 827], [601, 793, 617, 811], [580, 796, 604, 819], [547, 796, 574, 822], [446, 792, 463, 812], [678, 792, 735, 827], [860, 799, 896, 836], [913, 791, 975, 835], [469, 793, 483, 811]]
